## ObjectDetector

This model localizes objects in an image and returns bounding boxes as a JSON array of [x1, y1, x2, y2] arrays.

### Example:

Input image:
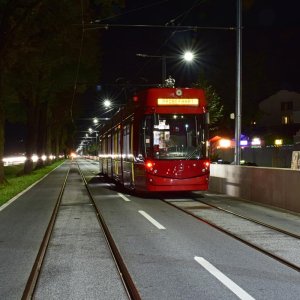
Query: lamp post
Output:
[[136, 51, 195, 84]]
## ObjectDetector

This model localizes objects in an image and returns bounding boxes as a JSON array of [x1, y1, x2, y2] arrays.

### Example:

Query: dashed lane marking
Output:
[[118, 193, 131, 202], [194, 256, 255, 300], [138, 210, 166, 230]]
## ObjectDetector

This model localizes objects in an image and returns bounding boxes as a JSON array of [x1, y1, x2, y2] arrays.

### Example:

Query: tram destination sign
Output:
[[157, 98, 199, 106]]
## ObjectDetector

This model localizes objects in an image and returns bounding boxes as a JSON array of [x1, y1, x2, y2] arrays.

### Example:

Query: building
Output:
[[256, 90, 300, 144]]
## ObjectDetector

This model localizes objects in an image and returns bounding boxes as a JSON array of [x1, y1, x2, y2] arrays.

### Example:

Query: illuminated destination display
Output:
[[157, 98, 199, 106]]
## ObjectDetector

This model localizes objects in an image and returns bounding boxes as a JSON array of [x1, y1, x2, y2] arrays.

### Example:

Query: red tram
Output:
[[98, 87, 210, 192]]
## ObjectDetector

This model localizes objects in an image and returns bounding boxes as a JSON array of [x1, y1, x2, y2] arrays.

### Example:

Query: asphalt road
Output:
[[1, 159, 299, 299], [0, 163, 69, 299], [80, 159, 300, 300]]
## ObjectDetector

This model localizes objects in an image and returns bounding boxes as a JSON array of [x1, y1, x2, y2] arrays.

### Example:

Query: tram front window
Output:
[[144, 114, 206, 160]]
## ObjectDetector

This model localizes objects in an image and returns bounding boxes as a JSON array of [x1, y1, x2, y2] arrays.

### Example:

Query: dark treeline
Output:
[[0, 0, 124, 182]]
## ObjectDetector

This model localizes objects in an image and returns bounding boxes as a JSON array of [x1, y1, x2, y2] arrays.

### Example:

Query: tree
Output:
[[0, 0, 45, 183], [193, 77, 224, 136], [0, 0, 124, 181]]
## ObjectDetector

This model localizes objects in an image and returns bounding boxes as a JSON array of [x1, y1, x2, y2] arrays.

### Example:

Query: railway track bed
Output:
[[23, 161, 136, 299], [163, 195, 300, 271]]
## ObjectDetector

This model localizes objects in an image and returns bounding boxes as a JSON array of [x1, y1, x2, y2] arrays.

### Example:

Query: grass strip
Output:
[[0, 160, 65, 207]]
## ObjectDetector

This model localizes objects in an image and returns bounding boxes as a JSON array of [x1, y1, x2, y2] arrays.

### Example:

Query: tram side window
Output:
[[107, 134, 112, 157], [123, 124, 130, 159], [113, 128, 120, 158], [140, 115, 152, 158], [99, 138, 104, 156]]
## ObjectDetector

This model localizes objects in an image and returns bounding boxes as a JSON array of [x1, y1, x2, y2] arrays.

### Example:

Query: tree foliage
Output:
[[193, 77, 224, 134], [0, 0, 124, 182]]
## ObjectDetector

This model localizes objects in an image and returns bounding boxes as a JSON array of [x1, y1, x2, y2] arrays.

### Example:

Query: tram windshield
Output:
[[141, 114, 207, 160]]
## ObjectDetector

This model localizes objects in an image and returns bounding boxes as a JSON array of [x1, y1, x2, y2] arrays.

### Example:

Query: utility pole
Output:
[[234, 0, 242, 165]]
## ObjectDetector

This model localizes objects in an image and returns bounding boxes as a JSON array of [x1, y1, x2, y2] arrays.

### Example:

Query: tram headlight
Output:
[[146, 161, 153, 169], [145, 160, 155, 172]]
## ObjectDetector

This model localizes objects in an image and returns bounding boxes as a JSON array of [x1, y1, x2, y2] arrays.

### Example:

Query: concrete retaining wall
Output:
[[209, 164, 300, 213]]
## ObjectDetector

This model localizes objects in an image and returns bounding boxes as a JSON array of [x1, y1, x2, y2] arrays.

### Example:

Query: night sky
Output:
[[5, 0, 300, 154], [98, 0, 299, 88]]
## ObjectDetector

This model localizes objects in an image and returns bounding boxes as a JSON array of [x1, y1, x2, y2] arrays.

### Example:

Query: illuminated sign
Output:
[[157, 98, 199, 106]]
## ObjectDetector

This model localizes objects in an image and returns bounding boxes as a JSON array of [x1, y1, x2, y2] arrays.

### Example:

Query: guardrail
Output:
[[209, 164, 300, 213]]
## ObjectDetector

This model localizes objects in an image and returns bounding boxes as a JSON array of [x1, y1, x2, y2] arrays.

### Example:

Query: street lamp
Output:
[[183, 51, 194, 62], [136, 51, 195, 84], [103, 99, 111, 108]]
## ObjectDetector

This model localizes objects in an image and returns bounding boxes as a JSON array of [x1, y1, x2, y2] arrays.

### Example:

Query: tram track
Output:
[[194, 197, 300, 239], [22, 161, 140, 300], [162, 196, 300, 273], [21, 166, 70, 300], [81, 158, 300, 272], [76, 162, 141, 300]]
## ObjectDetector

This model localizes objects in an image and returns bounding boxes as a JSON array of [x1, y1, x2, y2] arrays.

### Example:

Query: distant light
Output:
[[251, 137, 261, 146], [31, 154, 38, 162], [2, 156, 26, 166], [274, 139, 283, 146], [88, 128, 93, 133], [219, 139, 231, 148], [93, 118, 98, 124], [240, 140, 248, 146], [70, 152, 77, 158], [183, 51, 194, 62]]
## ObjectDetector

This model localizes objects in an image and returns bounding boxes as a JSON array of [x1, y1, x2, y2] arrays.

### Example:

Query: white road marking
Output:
[[194, 256, 255, 300], [118, 193, 131, 202], [138, 210, 166, 230], [0, 165, 61, 212]]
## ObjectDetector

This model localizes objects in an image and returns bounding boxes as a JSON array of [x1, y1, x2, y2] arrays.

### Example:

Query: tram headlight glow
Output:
[[145, 161, 153, 169]]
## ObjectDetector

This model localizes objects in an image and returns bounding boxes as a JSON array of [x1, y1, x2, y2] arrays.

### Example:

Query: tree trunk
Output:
[[0, 62, 6, 184], [35, 102, 47, 169], [24, 101, 40, 174]]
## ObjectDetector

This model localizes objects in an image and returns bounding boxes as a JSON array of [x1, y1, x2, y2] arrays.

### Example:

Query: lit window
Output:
[[281, 115, 292, 124]]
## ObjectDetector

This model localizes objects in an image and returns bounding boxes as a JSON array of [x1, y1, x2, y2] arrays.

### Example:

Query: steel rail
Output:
[[162, 198, 300, 273], [193, 197, 300, 239], [22, 165, 71, 300], [76, 161, 141, 300]]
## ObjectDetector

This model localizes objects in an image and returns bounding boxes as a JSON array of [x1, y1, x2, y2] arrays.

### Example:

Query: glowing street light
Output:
[[183, 51, 194, 62], [103, 99, 111, 108], [136, 51, 195, 83]]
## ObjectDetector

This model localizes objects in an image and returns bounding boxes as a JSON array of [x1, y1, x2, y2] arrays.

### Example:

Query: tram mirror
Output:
[[154, 113, 159, 126], [137, 154, 144, 161]]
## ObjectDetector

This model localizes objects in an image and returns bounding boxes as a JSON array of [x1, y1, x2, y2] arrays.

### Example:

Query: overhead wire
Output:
[[133, 0, 213, 80], [70, 0, 85, 124], [92, 0, 171, 23]]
